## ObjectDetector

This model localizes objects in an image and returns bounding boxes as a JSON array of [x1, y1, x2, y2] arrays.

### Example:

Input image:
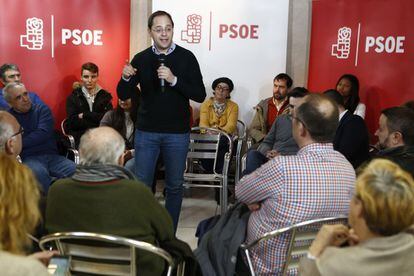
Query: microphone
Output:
[[158, 54, 166, 92]]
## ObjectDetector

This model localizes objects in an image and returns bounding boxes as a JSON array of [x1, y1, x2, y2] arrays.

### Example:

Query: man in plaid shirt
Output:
[[236, 94, 355, 275]]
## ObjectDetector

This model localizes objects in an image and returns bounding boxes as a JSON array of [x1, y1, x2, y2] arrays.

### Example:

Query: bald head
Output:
[[0, 111, 22, 156], [295, 94, 339, 143], [79, 127, 125, 165]]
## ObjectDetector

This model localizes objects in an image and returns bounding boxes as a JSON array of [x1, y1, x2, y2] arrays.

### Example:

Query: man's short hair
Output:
[[296, 94, 339, 143], [81, 62, 99, 75], [323, 89, 345, 107], [3, 82, 26, 103], [382, 106, 414, 146], [402, 100, 414, 111], [148, 10, 174, 29], [0, 111, 14, 152], [273, 73, 293, 89], [79, 127, 125, 165], [287, 87, 308, 99], [0, 63, 20, 81]]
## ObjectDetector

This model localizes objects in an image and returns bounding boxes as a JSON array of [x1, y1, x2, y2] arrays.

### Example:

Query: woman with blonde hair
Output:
[[0, 153, 53, 275], [299, 159, 414, 276]]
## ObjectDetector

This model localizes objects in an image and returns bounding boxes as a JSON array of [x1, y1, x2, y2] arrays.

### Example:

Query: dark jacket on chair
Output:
[[333, 111, 369, 168], [194, 203, 251, 276]]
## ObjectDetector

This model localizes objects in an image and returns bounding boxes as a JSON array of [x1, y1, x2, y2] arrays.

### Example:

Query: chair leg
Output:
[[221, 178, 228, 214]]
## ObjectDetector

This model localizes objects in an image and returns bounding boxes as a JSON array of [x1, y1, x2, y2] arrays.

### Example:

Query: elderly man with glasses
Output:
[[3, 82, 75, 194], [0, 111, 23, 160]]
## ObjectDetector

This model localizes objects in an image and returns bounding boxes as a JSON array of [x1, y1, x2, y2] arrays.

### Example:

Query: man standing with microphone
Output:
[[117, 10, 206, 231]]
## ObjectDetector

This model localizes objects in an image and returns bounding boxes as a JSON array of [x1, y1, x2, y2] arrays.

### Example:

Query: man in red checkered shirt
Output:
[[236, 94, 356, 275]]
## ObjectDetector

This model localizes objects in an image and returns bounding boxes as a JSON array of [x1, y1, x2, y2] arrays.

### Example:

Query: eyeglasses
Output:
[[10, 126, 24, 138], [151, 27, 173, 34], [216, 85, 230, 93]]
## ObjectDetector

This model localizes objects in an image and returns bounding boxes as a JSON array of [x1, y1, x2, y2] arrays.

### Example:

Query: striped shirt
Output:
[[236, 143, 355, 275]]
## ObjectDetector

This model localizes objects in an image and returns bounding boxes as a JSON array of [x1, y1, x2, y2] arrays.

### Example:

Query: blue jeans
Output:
[[23, 154, 76, 194], [243, 149, 268, 176], [134, 130, 190, 231], [124, 157, 135, 173]]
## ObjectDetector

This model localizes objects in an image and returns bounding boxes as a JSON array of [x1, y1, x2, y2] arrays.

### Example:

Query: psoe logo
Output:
[[20, 17, 44, 50], [181, 14, 202, 44], [331, 27, 351, 59]]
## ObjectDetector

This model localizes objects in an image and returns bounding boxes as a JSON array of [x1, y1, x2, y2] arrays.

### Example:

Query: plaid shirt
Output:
[[236, 143, 355, 275]]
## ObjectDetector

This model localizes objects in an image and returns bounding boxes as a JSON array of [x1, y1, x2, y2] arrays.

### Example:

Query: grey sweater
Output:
[[257, 114, 299, 156]]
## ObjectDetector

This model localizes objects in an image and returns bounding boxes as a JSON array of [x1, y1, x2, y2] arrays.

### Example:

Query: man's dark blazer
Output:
[[334, 111, 370, 168]]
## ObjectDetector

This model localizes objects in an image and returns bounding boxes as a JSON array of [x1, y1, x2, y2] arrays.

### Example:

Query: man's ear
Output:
[[299, 121, 307, 137], [5, 138, 15, 155], [392, 131, 404, 146]]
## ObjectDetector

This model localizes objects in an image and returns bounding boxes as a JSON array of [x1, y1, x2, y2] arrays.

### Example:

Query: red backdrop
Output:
[[308, 0, 414, 140], [0, 0, 130, 127]]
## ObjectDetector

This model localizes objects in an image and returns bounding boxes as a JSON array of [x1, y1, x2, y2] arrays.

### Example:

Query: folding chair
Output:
[[233, 120, 247, 185], [39, 232, 183, 276], [183, 127, 232, 214], [59, 118, 79, 164], [240, 216, 348, 276]]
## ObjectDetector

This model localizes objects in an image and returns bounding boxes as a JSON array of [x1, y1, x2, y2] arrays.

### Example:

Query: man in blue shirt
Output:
[[0, 63, 45, 110], [3, 82, 75, 194]]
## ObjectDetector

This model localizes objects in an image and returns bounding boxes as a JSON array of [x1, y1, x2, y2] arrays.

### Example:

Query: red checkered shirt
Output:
[[236, 143, 355, 275]]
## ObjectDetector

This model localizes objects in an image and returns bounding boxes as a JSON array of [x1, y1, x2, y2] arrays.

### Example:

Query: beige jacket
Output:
[[248, 97, 289, 143], [0, 251, 49, 276], [299, 232, 414, 276]]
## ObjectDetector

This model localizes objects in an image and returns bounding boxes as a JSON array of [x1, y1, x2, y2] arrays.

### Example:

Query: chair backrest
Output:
[[187, 127, 232, 175], [234, 120, 247, 184], [241, 216, 348, 276], [61, 118, 75, 148], [39, 232, 177, 276], [235, 120, 247, 141]]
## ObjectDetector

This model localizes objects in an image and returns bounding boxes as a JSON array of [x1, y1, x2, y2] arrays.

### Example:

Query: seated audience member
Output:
[[199, 77, 238, 173], [66, 62, 112, 146], [299, 159, 414, 276], [243, 87, 308, 175], [199, 77, 238, 134], [236, 94, 355, 274], [0, 153, 55, 276], [335, 74, 366, 118], [374, 106, 414, 177], [3, 82, 76, 194], [0, 111, 22, 159], [100, 91, 139, 172], [45, 127, 177, 276], [0, 63, 45, 110], [249, 73, 292, 144], [324, 89, 369, 168]]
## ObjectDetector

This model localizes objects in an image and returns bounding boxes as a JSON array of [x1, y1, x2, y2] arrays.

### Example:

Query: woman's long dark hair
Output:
[[111, 89, 139, 148], [336, 74, 360, 114]]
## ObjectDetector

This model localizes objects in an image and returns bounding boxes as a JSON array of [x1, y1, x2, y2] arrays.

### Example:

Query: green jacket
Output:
[[45, 178, 174, 276]]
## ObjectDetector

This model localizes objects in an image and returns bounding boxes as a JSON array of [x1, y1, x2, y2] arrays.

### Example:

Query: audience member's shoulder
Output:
[[256, 97, 271, 108], [48, 178, 73, 192], [35, 103, 52, 113], [228, 99, 239, 108], [122, 179, 154, 193], [0, 251, 49, 276]]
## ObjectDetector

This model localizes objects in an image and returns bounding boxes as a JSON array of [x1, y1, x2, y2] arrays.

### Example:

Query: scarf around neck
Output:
[[213, 100, 226, 118], [72, 164, 136, 182]]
